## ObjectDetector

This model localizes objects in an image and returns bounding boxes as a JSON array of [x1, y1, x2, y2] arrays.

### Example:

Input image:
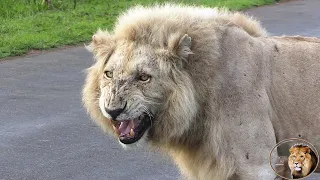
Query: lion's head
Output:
[[82, 4, 268, 150], [288, 145, 316, 178], [82, 26, 198, 146]]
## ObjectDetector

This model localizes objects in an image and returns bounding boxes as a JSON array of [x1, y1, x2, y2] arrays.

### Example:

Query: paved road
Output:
[[246, 0, 320, 37], [1, 0, 319, 179]]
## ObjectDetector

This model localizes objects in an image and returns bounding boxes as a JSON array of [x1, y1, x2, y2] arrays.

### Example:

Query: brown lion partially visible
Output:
[[288, 145, 318, 179], [82, 4, 320, 180]]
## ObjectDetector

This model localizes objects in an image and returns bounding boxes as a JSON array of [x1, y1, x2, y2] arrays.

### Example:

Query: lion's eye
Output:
[[300, 156, 303, 158], [139, 74, 151, 82], [104, 71, 113, 79]]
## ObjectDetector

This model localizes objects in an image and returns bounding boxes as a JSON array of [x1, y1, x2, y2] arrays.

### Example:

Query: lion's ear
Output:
[[86, 29, 115, 61], [168, 34, 193, 60], [289, 148, 294, 154], [304, 147, 311, 154]]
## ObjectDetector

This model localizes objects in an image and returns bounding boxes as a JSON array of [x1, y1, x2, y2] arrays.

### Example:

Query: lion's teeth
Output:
[[130, 119, 135, 129], [112, 125, 120, 135], [130, 129, 135, 137]]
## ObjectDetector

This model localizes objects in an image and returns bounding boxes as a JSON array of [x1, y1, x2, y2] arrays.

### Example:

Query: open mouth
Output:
[[110, 114, 152, 144], [294, 167, 302, 171]]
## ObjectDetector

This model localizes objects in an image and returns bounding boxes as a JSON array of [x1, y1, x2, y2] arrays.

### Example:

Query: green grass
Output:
[[0, 0, 277, 59]]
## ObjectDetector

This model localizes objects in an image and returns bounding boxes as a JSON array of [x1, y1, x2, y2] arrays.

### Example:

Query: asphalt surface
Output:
[[246, 0, 320, 37], [1, 0, 319, 179]]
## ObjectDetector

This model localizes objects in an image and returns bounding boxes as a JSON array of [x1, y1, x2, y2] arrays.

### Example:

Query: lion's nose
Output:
[[295, 162, 298, 165], [106, 102, 127, 120]]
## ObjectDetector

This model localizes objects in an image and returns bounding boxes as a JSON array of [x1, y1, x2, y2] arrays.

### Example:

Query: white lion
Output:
[[83, 4, 320, 179]]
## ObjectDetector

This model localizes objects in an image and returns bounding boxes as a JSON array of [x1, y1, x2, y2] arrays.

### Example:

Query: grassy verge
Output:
[[0, 0, 277, 59]]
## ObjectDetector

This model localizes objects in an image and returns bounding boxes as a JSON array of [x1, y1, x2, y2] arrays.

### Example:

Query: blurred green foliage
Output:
[[0, 0, 276, 58]]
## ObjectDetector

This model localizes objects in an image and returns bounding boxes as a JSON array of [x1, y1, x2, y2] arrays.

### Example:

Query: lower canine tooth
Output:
[[130, 129, 135, 137]]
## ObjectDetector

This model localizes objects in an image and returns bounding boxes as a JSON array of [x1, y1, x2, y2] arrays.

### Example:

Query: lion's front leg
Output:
[[221, 109, 278, 179], [227, 121, 278, 180], [233, 162, 276, 180]]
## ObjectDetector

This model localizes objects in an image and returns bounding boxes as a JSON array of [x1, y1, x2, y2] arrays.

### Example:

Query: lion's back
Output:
[[113, 4, 267, 43]]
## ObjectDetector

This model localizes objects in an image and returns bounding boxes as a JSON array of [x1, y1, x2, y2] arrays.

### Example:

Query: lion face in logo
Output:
[[288, 145, 316, 178]]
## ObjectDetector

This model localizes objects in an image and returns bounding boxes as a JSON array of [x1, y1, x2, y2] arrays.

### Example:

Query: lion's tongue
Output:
[[119, 120, 134, 136]]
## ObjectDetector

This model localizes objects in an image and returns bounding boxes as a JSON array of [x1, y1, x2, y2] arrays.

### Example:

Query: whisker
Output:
[[141, 105, 154, 119], [141, 105, 154, 128]]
